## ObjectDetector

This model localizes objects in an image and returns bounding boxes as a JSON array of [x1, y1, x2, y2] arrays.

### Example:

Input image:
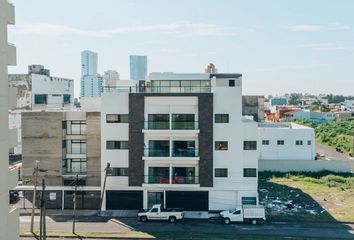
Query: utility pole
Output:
[[72, 174, 78, 234], [30, 160, 39, 235], [99, 163, 111, 214], [39, 179, 46, 240], [352, 129, 354, 156]]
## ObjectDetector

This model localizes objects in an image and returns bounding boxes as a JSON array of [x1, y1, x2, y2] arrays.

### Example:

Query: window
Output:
[[106, 141, 129, 150], [172, 114, 195, 129], [148, 140, 170, 156], [66, 121, 86, 135], [148, 114, 169, 129], [229, 79, 235, 87], [66, 140, 86, 154], [307, 140, 312, 145], [277, 140, 284, 145], [243, 141, 257, 150], [110, 168, 129, 176], [215, 168, 228, 177], [296, 140, 303, 145], [34, 94, 47, 104], [215, 114, 229, 123], [243, 168, 257, 177], [215, 141, 228, 150], [63, 158, 87, 174], [62, 121, 67, 129], [242, 197, 257, 205], [262, 140, 269, 145], [106, 114, 129, 123], [63, 94, 71, 104], [62, 140, 66, 148]]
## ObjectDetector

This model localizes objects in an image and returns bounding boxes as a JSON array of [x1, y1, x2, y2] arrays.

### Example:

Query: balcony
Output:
[[144, 175, 199, 185], [143, 148, 199, 160], [8, 166, 19, 189], [103, 85, 211, 94]]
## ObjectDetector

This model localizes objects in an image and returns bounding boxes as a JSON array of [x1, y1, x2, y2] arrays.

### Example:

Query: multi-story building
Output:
[[81, 50, 97, 76], [103, 70, 120, 88], [81, 50, 102, 97], [0, 0, 19, 239], [258, 122, 316, 161], [101, 72, 259, 214], [9, 65, 74, 110], [21, 111, 101, 209], [129, 55, 147, 81]]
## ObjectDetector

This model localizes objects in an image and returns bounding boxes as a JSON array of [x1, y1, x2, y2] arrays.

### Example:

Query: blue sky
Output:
[[8, 0, 354, 97]]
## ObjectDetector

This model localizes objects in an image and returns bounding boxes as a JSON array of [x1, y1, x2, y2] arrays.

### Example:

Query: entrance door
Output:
[[148, 192, 164, 209]]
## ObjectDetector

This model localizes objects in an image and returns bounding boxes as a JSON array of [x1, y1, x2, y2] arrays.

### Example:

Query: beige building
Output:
[[21, 111, 101, 209], [0, 0, 19, 239]]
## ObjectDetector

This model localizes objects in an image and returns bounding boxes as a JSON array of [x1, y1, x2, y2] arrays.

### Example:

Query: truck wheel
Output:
[[224, 218, 231, 225], [140, 216, 147, 222], [169, 216, 176, 223], [251, 219, 257, 225]]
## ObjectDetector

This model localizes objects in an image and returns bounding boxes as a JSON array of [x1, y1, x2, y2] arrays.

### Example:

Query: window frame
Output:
[[215, 168, 228, 178], [34, 94, 48, 105], [215, 114, 229, 123], [296, 140, 303, 146], [229, 79, 235, 87], [262, 140, 270, 145], [106, 114, 129, 123], [215, 141, 228, 151], [243, 168, 257, 177], [106, 140, 129, 150], [243, 141, 257, 150], [277, 140, 285, 145], [110, 167, 129, 176]]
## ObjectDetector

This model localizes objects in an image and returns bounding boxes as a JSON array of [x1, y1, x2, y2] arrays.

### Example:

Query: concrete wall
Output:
[[86, 112, 101, 186], [22, 112, 64, 186], [259, 159, 353, 173], [242, 95, 265, 122]]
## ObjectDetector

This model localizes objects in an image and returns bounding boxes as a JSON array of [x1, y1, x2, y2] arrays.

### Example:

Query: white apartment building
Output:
[[258, 122, 316, 161], [0, 0, 19, 239], [101, 73, 259, 214], [9, 65, 74, 110]]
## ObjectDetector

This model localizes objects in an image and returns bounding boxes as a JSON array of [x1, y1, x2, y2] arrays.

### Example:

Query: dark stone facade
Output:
[[128, 93, 213, 187]]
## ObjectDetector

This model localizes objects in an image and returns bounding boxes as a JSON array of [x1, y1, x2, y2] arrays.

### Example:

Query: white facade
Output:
[[0, 0, 19, 239], [258, 122, 316, 161], [288, 110, 336, 123], [101, 73, 259, 214], [81, 50, 97, 76]]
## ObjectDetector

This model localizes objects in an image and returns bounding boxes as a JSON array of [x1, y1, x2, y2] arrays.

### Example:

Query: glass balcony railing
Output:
[[144, 148, 199, 157], [144, 148, 170, 157], [172, 149, 199, 157], [144, 175, 199, 184], [144, 121, 198, 130]]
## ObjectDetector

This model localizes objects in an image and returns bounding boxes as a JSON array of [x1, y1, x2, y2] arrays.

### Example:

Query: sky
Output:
[[8, 0, 354, 98]]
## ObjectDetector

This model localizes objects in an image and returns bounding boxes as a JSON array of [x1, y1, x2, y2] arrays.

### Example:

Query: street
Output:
[[20, 215, 354, 239]]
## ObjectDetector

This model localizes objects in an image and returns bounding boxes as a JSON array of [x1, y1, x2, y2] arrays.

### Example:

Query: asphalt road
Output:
[[20, 215, 354, 239]]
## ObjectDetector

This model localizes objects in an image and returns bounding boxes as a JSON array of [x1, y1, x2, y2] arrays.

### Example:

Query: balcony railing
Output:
[[172, 149, 199, 157], [103, 86, 211, 94], [144, 121, 199, 130], [62, 168, 87, 175], [144, 148, 199, 157], [144, 175, 199, 184]]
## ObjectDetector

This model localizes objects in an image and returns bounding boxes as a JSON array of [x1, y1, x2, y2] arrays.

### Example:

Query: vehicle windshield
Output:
[[229, 208, 237, 213]]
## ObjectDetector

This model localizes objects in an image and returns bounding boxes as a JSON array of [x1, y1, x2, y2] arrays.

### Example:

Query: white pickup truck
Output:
[[138, 204, 184, 223], [220, 205, 266, 225]]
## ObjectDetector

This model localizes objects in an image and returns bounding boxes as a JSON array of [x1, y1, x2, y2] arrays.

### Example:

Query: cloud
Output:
[[14, 22, 235, 38], [289, 24, 351, 32]]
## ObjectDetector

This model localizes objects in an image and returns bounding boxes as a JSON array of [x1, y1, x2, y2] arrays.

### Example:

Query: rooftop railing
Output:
[[103, 86, 211, 94]]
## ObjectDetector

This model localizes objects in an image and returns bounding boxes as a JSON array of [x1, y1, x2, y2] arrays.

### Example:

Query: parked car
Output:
[[220, 205, 266, 225], [138, 204, 184, 223], [9, 190, 19, 204]]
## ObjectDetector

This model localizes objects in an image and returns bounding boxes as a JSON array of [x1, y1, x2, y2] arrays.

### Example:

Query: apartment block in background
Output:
[[0, 0, 19, 239], [80, 50, 103, 97], [129, 55, 147, 81], [242, 95, 265, 122], [21, 111, 101, 209], [101, 72, 259, 215]]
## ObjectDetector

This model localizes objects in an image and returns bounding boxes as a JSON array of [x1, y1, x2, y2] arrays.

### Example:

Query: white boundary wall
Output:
[[259, 159, 353, 173]]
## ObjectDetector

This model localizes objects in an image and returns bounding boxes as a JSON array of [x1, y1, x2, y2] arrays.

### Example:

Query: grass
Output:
[[259, 171, 354, 222]]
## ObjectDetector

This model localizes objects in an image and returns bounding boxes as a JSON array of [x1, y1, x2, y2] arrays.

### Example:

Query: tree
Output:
[[288, 93, 302, 105]]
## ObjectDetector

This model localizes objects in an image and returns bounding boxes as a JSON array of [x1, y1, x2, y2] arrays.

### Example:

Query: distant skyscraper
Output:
[[80, 50, 102, 97], [81, 50, 97, 76], [130, 55, 147, 80]]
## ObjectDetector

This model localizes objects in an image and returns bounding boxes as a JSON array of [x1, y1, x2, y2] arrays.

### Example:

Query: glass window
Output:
[[66, 121, 86, 135], [63, 94, 71, 104], [172, 141, 196, 157], [215, 114, 229, 123], [34, 94, 47, 104], [106, 114, 129, 123], [296, 140, 303, 145], [243, 141, 257, 150], [307, 140, 312, 145], [215, 141, 228, 150], [262, 140, 269, 145], [242, 197, 257, 205], [148, 167, 170, 183], [172, 167, 196, 184], [148, 114, 169, 129], [172, 114, 195, 129], [215, 168, 228, 177], [106, 141, 129, 150], [277, 140, 285, 145], [66, 140, 86, 154], [148, 140, 169, 156], [110, 168, 129, 176], [243, 168, 257, 177], [63, 158, 87, 174], [229, 80, 235, 87]]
